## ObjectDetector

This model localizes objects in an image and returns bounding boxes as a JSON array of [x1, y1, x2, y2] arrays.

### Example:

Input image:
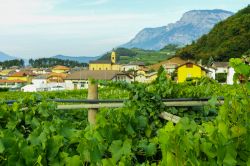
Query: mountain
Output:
[[0, 51, 16, 62], [51, 55, 100, 63], [177, 5, 250, 62], [122, 9, 233, 50]]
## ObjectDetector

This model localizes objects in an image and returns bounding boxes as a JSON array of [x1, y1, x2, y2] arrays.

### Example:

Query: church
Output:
[[89, 51, 121, 71]]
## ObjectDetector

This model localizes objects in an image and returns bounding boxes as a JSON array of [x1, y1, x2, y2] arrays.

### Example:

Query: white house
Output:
[[121, 64, 140, 72], [32, 75, 48, 85], [212, 62, 229, 74], [211, 62, 229, 83], [21, 83, 66, 92], [21, 84, 39, 92]]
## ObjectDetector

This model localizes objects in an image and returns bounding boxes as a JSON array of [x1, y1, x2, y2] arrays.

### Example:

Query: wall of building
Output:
[[227, 67, 235, 85], [121, 65, 139, 71], [177, 64, 203, 83], [8, 76, 32, 83], [52, 69, 68, 73], [89, 64, 121, 71], [65, 80, 88, 90], [32, 79, 47, 85]]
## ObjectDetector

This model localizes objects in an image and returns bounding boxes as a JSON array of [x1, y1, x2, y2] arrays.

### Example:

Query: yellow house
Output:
[[0, 69, 14, 76], [176, 62, 208, 83], [7, 71, 35, 83], [52, 65, 70, 73], [89, 51, 121, 71], [146, 72, 158, 83]]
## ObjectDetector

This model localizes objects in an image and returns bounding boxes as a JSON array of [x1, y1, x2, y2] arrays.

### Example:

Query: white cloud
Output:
[[0, 0, 152, 26]]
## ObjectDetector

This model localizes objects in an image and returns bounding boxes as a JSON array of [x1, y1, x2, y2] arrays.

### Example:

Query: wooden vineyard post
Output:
[[88, 80, 98, 125]]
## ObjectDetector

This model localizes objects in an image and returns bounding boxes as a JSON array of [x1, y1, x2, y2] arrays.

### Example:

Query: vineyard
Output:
[[0, 58, 249, 165]]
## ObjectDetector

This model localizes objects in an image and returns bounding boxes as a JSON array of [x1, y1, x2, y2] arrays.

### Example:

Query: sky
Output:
[[0, 0, 249, 59]]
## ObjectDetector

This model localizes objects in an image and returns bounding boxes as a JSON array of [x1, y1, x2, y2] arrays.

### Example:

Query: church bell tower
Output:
[[111, 51, 116, 64]]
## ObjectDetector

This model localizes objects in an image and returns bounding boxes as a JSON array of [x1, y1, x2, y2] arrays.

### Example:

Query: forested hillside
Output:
[[0, 59, 24, 69], [29, 58, 88, 68], [177, 5, 250, 62], [99, 45, 178, 65]]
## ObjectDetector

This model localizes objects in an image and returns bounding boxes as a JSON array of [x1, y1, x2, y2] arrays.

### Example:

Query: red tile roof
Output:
[[9, 71, 36, 77]]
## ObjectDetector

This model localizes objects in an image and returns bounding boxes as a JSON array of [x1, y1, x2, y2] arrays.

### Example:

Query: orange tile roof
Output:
[[52, 65, 70, 70], [0, 79, 27, 83], [9, 71, 35, 77]]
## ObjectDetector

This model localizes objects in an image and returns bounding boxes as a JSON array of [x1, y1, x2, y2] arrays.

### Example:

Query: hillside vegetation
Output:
[[99, 45, 178, 65], [29, 58, 88, 68], [177, 5, 250, 62]]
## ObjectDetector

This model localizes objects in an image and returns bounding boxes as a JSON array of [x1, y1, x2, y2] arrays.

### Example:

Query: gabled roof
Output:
[[52, 65, 70, 70], [212, 62, 229, 68], [65, 70, 124, 80], [176, 62, 211, 72], [149, 57, 190, 71]]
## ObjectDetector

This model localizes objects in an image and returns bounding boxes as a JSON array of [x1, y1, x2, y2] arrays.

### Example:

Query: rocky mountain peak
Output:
[[121, 9, 233, 50]]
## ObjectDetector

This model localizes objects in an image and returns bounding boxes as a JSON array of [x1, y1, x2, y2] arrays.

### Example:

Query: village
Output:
[[0, 51, 237, 92]]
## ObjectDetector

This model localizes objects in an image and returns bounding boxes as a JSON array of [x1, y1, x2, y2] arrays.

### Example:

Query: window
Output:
[[187, 73, 192, 78], [186, 63, 193, 68]]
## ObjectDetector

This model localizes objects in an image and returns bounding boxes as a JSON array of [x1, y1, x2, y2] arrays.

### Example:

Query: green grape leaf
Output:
[[231, 126, 247, 138], [47, 135, 64, 160], [109, 139, 132, 163], [66, 155, 82, 166], [218, 122, 228, 139]]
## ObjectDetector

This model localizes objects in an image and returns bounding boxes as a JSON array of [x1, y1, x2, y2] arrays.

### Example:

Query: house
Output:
[[65, 70, 131, 90], [134, 72, 157, 83], [32, 68, 50, 75], [0, 69, 15, 78], [176, 62, 209, 83], [146, 72, 158, 83], [47, 73, 68, 83], [32, 74, 48, 85], [0, 79, 27, 90], [52, 65, 70, 73], [211, 62, 229, 83], [149, 57, 189, 73], [7, 71, 36, 83], [212, 62, 229, 73], [89, 51, 121, 71], [21, 83, 66, 92], [121, 64, 140, 72]]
